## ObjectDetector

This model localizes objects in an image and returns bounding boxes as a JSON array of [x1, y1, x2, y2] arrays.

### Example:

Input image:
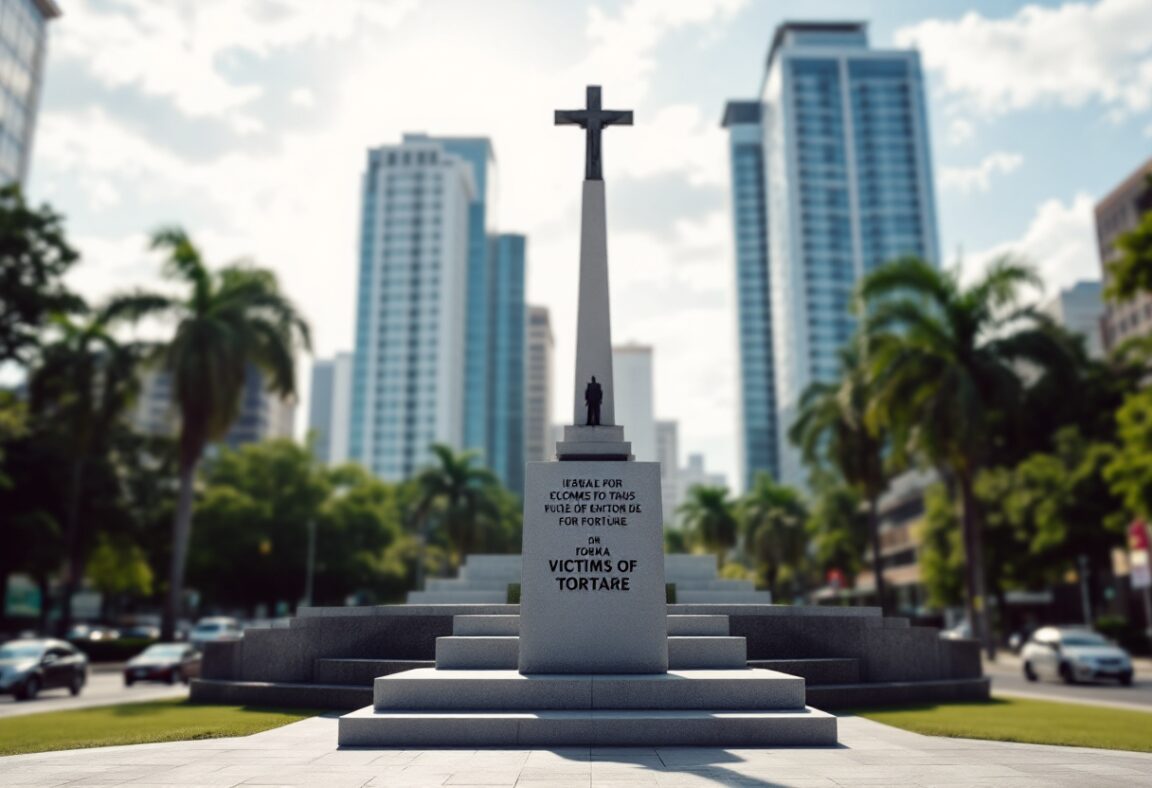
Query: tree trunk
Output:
[[867, 495, 888, 615], [58, 458, 86, 636], [162, 457, 199, 641], [36, 574, 51, 634], [958, 471, 995, 660]]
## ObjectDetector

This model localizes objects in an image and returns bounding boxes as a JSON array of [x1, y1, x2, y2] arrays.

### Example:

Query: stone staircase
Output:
[[338, 613, 837, 747]]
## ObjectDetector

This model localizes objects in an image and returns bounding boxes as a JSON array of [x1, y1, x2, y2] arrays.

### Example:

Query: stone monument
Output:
[[335, 87, 839, 747], [519, 85, 668, 674]]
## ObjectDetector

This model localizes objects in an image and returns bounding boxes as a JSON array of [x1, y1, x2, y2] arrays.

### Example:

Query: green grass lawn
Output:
[[854, 697, 1152, 753], [0, 699, 314, 756]]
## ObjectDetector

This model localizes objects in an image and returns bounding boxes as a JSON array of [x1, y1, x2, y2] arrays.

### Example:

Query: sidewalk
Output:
[[2, 713, 1151, 787]]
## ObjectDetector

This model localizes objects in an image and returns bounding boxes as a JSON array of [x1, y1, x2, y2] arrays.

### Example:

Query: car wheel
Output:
[[1120, 672, 1133, 687], [124, 677, 135, 687], [1059, 662, 1077, 684], [17, 675, 40, 701], [1023, 661, 1037, 682], [69, 673, 84, 696]]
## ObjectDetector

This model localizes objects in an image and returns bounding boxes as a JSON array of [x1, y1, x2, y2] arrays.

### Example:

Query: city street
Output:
[[985, 654, 1152, 710], [0, 665, 187, 719]]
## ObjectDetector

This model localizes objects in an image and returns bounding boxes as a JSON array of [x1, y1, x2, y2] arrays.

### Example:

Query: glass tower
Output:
[[486, 233, 526, 494], [725, 21, 940, 488], [721, 101, 777, 492], [349, 139, 474, 480], [0, 0, 58, 184]]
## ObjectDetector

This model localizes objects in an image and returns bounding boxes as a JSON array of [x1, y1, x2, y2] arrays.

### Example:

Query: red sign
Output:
[[827, 568, 845, 590], [1131, 520, 1150, 553]]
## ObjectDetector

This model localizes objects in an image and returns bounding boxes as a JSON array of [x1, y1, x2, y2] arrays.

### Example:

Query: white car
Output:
[[1021, 626, 1134, 686], [189, 617, 242, 649]]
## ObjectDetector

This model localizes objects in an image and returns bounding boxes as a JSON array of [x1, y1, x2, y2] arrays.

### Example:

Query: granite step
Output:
[[192, 678, 370, 709], [373, 668, 805, 711], [434, 635, 746, 670], [339, 706, 837, 747], [451, 614, 730, 637], [314, 659, 435, 686], [747, 658, 861, 686]]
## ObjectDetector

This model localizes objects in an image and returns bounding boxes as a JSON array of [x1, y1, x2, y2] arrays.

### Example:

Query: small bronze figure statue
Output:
[[584, 376, 603, 426]]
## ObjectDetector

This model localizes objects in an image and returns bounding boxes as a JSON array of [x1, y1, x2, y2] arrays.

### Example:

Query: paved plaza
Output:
[[2, 714, 1152, 787]]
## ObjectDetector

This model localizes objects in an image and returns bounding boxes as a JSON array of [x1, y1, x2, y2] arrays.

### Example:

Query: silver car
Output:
[[0, 638, 89, 700], [1021, 626, 1134, 686]]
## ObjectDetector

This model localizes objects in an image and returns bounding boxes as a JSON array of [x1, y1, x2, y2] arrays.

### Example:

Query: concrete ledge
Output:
[[668, 636, 746, 669], [806, 677, 991, 710], [453, 615, 520, 636], [749, 658, 861, 686], [373, 668, 805, 711], [190, 678, 369, 710], [314, 659, 434, 686], [339, 706, 837, 747], [667, 615, 729, 636], [435, 636, 518, 669]]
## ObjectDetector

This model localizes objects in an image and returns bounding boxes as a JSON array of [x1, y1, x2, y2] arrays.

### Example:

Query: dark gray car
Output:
[[0, 638, 88, 701]]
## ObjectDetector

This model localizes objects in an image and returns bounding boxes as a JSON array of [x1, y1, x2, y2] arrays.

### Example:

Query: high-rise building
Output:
[[130, 364, 295, 448], [349, 137, 474, 480], [612, 343, 656, 462], [655, 419, 680, 527], [425, 137, 498, 457], [721, 100, 778, 492], [1039, 281, 1105, 359], [1097, 158, 1152, 351], [723, 21, 940, 488], [525, 305, 554, 464], [486, 233, 526, 494], [678, 453, 728, 514], [308, 352, 353, 466], [0, 0, 59, 184]]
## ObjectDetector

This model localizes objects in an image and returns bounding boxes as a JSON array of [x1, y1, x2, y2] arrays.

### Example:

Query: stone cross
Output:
[[555, 85, 633, 181]]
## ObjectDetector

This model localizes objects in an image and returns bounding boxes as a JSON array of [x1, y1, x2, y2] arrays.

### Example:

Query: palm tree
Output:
[[410, 444, 503, 588], [677, 485, 737, 563], [741, 474, 808, 600], [857, 255, 1070, 657], [107, 228, 310, 640], [30, 308, 147, 634], [789, 344, 890, 611]]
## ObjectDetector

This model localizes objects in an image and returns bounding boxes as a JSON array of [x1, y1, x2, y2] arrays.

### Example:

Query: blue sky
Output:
[[27, 0, 1152, 489]]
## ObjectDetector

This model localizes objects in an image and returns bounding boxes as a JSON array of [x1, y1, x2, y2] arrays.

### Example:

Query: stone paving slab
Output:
[[2, 713, 1152, 787]]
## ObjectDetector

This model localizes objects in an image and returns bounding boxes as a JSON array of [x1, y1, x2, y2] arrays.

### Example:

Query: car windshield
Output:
[[193, 625, 220, 634], [0, 644, 44, 659], [1060, 633, 1109, 647], [142, 645, 186, 657]]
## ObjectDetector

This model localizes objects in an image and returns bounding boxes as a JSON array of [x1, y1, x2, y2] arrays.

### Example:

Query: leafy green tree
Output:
[[410, 444, 508, 587], [677, 484, 737, 562], [107, 228, 310, 638], [0, 390, 28, 490], [1105, 176, 1152, 300], [188, 439, 328, 613], [859, 256, 1071, 655], [740, 474, 808, 600], [0, 185, 82, 366], [917, 483, 965, 610], [790, 344, 891, 610], [1105, 388, 1152, 519], [29, 309, 147, 633], [805, 477, 868, 591], [87, 534, 154, 620]]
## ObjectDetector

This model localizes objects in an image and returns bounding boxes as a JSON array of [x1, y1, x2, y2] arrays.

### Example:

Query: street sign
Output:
[[1133, 562, 1152, 591], [1130, 520, 1150, 552]]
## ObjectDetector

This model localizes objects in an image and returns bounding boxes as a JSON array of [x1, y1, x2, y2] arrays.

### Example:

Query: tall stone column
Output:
[[572, 179, 615, 427]]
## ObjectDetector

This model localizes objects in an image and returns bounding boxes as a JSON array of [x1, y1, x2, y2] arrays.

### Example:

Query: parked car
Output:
[[1021, 626, 1134, 686], [121, 625, 161, 640], [940, 621, 972, 640], [189, 617, 241, 649], [66, 624, 120, 641], [0, 638, 88, 701], [124, 643, 201, 686]]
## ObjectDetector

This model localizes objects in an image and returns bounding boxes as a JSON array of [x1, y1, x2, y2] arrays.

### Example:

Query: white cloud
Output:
[[289, 88, 316, 109], [896, 0, 1152, 119], [966, 193, 1099, 295], [939, 151, 1023, 194], [946, 117, 974, 145], [53, 0, 418, 119]]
